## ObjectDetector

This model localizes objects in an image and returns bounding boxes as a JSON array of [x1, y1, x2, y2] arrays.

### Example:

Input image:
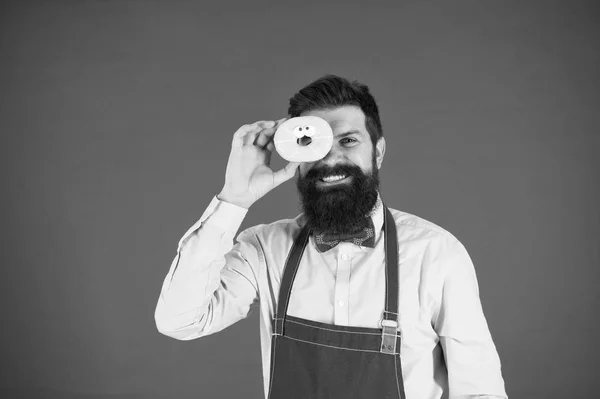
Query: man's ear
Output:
[[375, 137, 386, 169]]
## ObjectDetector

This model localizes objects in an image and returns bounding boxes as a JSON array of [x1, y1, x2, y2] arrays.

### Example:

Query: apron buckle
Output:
[[379, 319, 399, 355]]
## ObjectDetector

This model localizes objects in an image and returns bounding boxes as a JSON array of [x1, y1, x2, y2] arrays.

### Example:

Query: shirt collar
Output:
[[369, 191, 384, 243]]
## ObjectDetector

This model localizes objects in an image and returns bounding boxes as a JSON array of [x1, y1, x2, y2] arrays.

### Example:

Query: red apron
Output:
[[267, 203, 406, 399]]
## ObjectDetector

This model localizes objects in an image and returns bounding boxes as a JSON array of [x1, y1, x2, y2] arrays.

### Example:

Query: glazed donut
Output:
[[273, 116, 333, 162]]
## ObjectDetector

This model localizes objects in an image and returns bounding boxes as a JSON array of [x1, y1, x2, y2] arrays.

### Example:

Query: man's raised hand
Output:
[[217, 119, 302, 209]]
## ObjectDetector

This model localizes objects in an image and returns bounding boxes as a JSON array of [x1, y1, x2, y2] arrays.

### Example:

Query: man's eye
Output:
[[340, 138, 356, 144]]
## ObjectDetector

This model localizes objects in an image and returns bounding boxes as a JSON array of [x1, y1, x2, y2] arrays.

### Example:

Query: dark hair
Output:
[[287, 74, 383, 147]]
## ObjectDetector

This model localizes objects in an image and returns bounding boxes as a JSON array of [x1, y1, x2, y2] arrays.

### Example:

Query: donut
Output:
[[273, 116, 333, 162]]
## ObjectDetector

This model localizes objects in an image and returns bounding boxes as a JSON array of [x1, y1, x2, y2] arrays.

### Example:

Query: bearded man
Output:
[[155, 74, 508, 399]]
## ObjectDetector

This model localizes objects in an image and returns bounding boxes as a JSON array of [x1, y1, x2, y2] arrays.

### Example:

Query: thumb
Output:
[[272, 162, 301, 188]]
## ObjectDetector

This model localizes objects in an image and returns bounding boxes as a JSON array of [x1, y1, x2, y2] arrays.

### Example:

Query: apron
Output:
[[267, 203, 406, 399]]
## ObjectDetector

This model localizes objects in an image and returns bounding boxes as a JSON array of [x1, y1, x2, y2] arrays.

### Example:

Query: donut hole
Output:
[[297, 136, 313, 147]]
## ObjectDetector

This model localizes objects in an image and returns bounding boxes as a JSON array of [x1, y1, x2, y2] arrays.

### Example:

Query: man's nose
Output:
[[319, 146, 344, 166]]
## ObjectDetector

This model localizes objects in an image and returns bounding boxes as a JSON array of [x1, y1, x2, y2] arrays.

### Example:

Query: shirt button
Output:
[[341, 253, 350, 260], [338, 300, 345, 307]]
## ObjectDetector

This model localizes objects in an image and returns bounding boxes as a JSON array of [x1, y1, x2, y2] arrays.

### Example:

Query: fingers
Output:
[[272, 161, 302, 188], [252, 121, 277, 147], [265, 140, 275, 152], [232, 121, 273, 148], [231, 118, 286, 146], [274, 117, 288, 127], [254, 117, 289, 148], [232, 118, 289, 151]]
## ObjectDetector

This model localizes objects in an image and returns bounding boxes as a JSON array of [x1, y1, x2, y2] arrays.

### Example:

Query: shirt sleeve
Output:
[[154, 195, 262, 340], [433, 238, 508, 398]]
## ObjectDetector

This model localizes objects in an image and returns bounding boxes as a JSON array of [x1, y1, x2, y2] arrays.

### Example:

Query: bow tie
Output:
[[313, 218, 376, 252]]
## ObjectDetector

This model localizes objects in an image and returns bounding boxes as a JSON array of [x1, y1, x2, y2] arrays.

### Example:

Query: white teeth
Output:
[[322, 175, 347, 182]]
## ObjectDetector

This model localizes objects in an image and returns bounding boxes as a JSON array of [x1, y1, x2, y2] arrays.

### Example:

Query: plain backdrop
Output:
[[1, 1, 598, 398]]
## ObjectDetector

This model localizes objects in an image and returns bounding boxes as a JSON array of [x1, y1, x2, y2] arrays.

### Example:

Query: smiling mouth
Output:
[[316, 175, 352, 187]]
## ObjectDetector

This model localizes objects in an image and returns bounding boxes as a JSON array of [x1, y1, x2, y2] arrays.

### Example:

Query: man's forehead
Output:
[[301, 106, 367, 133]]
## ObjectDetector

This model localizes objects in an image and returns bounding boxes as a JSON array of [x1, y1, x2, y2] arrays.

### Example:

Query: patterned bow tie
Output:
[[313, 218, 376, 252]]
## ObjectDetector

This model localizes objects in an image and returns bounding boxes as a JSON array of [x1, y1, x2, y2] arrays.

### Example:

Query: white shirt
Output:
[[155, 193, 508, 399]]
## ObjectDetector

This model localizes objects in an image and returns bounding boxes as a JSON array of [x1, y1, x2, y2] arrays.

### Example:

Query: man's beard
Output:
[[296, 154, 380, 235]]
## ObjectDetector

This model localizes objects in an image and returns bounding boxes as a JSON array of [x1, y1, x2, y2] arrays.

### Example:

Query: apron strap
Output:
[[380, 203, 400, 354], [273, 223, 311, 335]]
